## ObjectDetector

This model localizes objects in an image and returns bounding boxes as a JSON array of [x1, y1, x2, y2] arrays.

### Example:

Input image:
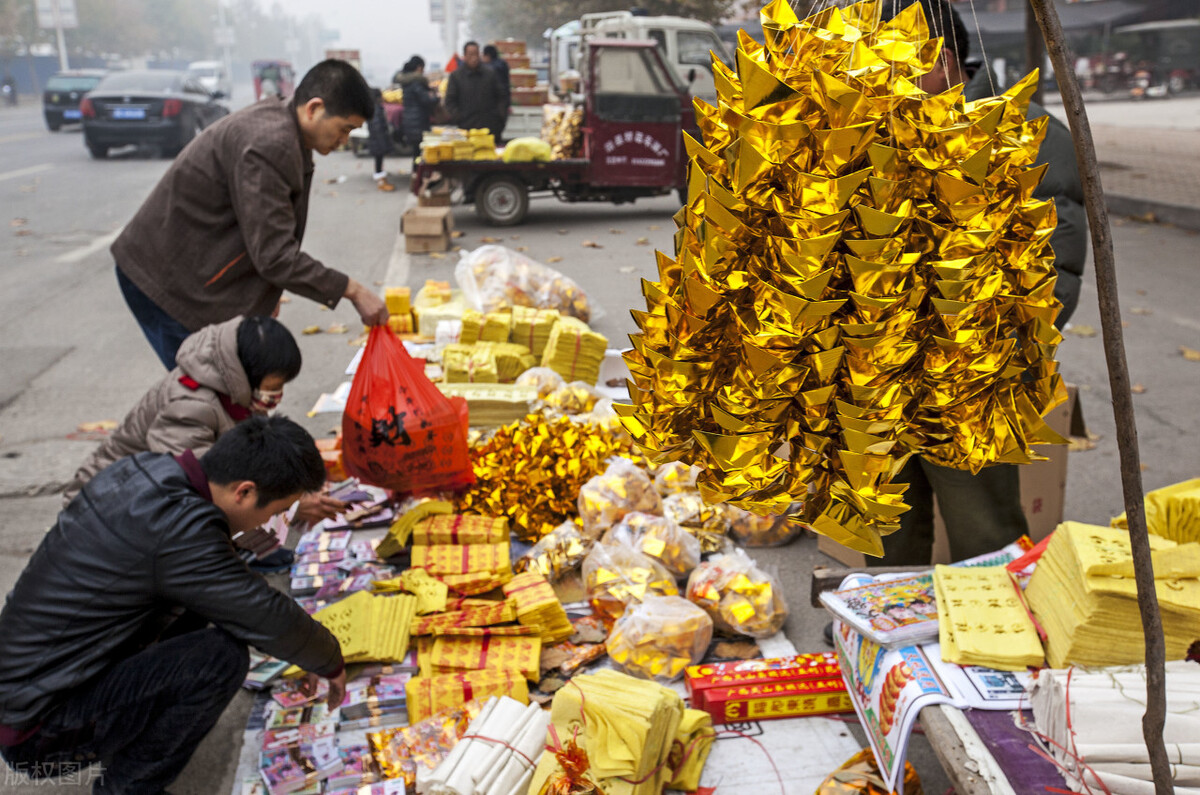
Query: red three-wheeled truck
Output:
[[411, 39, 701, 226]]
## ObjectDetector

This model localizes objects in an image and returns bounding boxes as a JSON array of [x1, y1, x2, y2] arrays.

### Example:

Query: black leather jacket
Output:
[[0, 452, 342, 732]]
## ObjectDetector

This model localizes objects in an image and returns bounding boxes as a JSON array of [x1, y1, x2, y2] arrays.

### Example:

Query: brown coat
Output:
[[111, 98, 349, 332], [63, 317, 251, 505]]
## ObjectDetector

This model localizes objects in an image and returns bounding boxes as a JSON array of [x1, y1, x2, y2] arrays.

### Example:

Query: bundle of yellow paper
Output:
[[615, 0, 1068, 557], [933, 565, 1044, 670], [303, 591, 417, 666], [372, 567, 448, 615], [669, 709, 716, 792], [411, 541, 512, 578], [511, 306, 561, 358], [529, 669, 694, 795], [377, 499, 454, 559], [412, 513, 510, 546], [430, 629, 542, 681], [436, 382, 538, 427], [385, 286, 411, 315], [479, 311, 512, 342], [1026, 522, 1200, 668], [438, 571, 514, 596], [541, 316, 607, 386], [414, 599, 516, 635], [1111, 478, 1200, 544], [460, 309, 484, 345], [502, 572, 575, 644], [405, 670, 528, 723], [442, 345, 500, 384]]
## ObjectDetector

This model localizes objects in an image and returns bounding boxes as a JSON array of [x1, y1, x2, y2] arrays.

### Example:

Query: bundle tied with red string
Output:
[[343, 325, 475, 494]]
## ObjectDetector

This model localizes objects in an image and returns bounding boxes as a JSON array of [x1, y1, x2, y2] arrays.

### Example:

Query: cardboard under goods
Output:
[[402, 207, 453, 253], [819, 385, 1086, 566]]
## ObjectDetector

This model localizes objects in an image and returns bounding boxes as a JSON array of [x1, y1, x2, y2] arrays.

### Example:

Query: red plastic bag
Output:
[[342, 326, 475, 494]]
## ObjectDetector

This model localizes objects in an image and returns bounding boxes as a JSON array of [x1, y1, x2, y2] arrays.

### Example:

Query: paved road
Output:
[[0, 94, 1197, 793]]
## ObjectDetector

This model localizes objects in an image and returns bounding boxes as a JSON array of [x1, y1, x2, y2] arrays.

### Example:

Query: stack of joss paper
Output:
[[405, 670, 529, 723], [299, 591, 416, 669], [407, 512, 515, 595], [1025, 522, 1200, 668], [1111, 477, 1200, 544], [615, 0, 1069, 559], [373, 567, 449, 615], [437, 383, 538, 428], [444, 342, 536, 384], [428, 627, 542, 682], [541, 316, 607, 386], [377, 500, 454, 559], [933, 565, 1043, 670], [511, 306, 560, 358], [502, 572, 575, 644], [528, 669, 714, 795]]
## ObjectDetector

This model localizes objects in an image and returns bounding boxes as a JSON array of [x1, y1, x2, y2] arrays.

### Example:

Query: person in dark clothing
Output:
[[444, 41, 506, 137], [366, 88, 395, 191], [0, 416, 345, 793], [397, 55, 438, 149], [872, 0, 1088, 567], [482, 45, 511, 139]]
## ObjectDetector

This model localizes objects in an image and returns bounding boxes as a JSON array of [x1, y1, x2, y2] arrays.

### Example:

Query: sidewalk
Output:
[[1048, 95, 1200, 230]]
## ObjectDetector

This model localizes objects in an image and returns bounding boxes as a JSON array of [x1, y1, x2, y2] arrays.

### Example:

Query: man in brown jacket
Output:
[[112, 59, 389, 368]]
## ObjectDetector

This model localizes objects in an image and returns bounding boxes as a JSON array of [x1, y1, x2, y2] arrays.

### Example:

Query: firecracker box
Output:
[[401, 207, 453, 253], [699, 679, 854, 723], [685, 652, 845, 714], [819, 384, 1087, 566]]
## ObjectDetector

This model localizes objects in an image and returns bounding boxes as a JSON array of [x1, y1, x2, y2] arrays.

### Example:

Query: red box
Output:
[[685, 653, 852, 723]]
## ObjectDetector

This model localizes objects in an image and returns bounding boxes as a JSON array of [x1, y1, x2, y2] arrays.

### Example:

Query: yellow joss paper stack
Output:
[[371, 567, 448, 615], [303, 591, 416, 666], [430, 628, 542, 682], [616, 0, 1068, 557], [530, 669, 699, 795], [412, 541, 512, 579], [479, 311, 512, 343], [1025, 522, 1200, 668], [933, 565, 1044, 671], [412, 513, 509, 545], [376, 500, 454, 559], [459, 309, 484, 345], [414, 599, 516, 635], [1111, 478, 1200, 544], [405, 670, 528, 723], [502, 572, 575, 644], [442, 345, 500, 384], [670, 709, 716, 792], [541, 317, 607, 386], [511, 306, 560, 358], [437, 382, 538, 428]]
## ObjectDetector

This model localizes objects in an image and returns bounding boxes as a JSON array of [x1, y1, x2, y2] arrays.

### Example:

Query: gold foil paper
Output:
[[617, 0, 1068, 557]]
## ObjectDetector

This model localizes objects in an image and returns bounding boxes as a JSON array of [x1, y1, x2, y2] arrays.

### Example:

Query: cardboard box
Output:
[[686, 653, 841, 704], [401, 207, 453, 253], [818, 385, 1086, 567], [685, 653, 852, 723], [418, 190, 451, 208]]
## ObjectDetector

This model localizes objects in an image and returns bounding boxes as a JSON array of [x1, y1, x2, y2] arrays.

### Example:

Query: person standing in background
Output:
[[397, 56, 439, 150], [482, 45, 511, 140], [444, 41, 506, 139]]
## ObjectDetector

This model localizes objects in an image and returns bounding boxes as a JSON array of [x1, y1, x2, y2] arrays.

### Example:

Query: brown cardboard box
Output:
[[401, 206, 453, 253], [818, 385, 1086, 566], [418, 190, 451, 208]]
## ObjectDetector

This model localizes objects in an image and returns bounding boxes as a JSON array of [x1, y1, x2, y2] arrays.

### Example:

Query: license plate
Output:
[[63, 109, 81, 119], [112, 107, 145, 120]]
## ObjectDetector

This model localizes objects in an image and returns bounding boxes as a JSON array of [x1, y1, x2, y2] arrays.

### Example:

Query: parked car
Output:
[[81, 70, 229, 159], [187, 60, 233, 101], [43, 69, 107, 131]]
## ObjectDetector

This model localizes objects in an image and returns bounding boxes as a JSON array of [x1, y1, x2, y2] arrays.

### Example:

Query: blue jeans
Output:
[[0, 628, 248, 794], [115, 266, 192, 370]]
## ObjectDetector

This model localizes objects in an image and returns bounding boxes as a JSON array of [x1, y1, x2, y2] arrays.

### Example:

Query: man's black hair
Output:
[[201, 415, 326, 506], [403, 55, 425, 72], [463, 41, 479, 55], [880, 0, 969, 63], [294, 59, 374, 120], [236, 316, 302, 390], [482, 44, 499, 60]]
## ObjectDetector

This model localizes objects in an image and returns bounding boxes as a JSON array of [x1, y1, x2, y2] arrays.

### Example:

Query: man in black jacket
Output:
[[482, 44, 511, 139], [0, 416, 345, 793], [445, 41, 506, 137]]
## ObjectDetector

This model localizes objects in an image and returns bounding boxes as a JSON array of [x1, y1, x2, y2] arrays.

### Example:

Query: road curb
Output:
[[1106, 193, 1200, 233]]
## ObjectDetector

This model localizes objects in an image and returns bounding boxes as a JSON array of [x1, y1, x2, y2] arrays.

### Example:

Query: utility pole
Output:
[[36, 0, 76, 70], [216, 0, 234, 93]]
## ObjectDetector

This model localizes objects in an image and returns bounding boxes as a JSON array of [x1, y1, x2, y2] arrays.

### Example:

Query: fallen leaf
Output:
[[648, 225, 661, 231], [77, 420, 117, 433], [581, 240, 603, 248], [609, 228, 623, 234], [1131, 383, 1146, 394], [1068, 436, 1097, 452], [618, 266, 636, 274], [18, 184, 35, 193], [452, 246, 463, 252], [451, 230, 465, 238], [10, 218, 26, 227], [318, 305, 331, 311], [480, 236, 502, 243], [1136, 289, 1147, 296], [546, 256, 563, 264], [324, 177, 339, 184], [1130, 307, 1152, 315], [635, 237, 649, 245], [372, 281, 383, 287], [429, 251, 446, 259], [538, 675, 567, 694], [1140, 462, 1150, 472], [1066, 324, 1097, 337], [356, 199, 365, 206], [327, 190, 338, 198], [302, 325, 322, 335], [516, 246, 528, 252], [1122, 321, 1130, 328], [13, 229, 31, 236], [1181, 346, 1200, 362], [557, 229, 569, 235], [327, 323, 348, 334]]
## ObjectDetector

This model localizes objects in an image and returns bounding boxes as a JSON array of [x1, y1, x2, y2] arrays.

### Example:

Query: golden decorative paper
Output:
[[515, 520, 592, 581], [455, 413, 636, 541], [577, 457, 664, 540], [583, 543, 680, 626], [604, 511, 701, 578], [607, 595, 714, 683], [662, 492, 732, 554], [367, 700, 483, 787], [686, 552, 788, 639], [653, 461, 700, 496], [616, 0, 1068, 557]]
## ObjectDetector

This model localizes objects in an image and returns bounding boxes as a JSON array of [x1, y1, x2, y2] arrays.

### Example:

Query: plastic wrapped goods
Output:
[[603, 511, 700, 578], [727, 505, 803, 548], [514, 366, 565, 399], [577, 457, 662, 541], [607, 595, 713, 683], [456, 245, 591, 321], [662, 492, 731, 553], [653, 461, 700, 496], [686, 550, 788, 639], [583, 543, 678, 626], [515, 521, 591, 581], [502, 137, 552, 162]]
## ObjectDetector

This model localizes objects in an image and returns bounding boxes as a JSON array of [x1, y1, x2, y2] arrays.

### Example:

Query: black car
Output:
[[81, 70, 229, 159], [43, 69, 107, 131]]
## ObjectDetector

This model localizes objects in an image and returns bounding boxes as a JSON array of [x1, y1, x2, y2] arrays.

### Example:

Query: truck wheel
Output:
[[475, 175, 528, 226], [87, 142, 108, 159]]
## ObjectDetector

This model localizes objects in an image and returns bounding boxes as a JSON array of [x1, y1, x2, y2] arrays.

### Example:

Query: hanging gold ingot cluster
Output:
[[615, 0, 1068, 556]]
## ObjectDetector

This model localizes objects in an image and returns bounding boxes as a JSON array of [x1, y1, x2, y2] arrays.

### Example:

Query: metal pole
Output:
[[53, 0, 68, 71], [217, 0, 234, 96], [1026, 1, 1171, 793]]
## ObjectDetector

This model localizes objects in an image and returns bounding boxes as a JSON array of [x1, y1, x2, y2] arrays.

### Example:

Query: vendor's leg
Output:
[[1, 627, 248, 794], [874, 457, 936, 566], [114, 265, 192, 369], [922, 461, 1028, 562], [373, 153, 385, 176]]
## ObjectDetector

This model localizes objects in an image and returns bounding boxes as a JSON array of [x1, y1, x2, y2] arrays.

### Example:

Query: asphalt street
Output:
[[0, 94, 1197, 793]]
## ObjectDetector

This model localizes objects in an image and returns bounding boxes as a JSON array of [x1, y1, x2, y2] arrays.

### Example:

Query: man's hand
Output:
[[345, 279, 389, 326], [300, 669, 346, 709], [293, 493, 348, 526]]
